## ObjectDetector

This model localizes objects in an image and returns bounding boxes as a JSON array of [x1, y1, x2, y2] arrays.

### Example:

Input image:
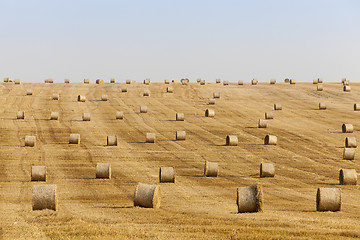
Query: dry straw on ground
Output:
[[237, 184, 263, 213], [339, 169, 357, 185], [159, 167, 175, 183], [134, 183, 161, 208], [226, 135, 238, 146], [31, 166, 46, 181], [204, 161, 218, 177], [32, 184, 57, 211], [96, 163, 111, 179], [316, 187, 341, 212]]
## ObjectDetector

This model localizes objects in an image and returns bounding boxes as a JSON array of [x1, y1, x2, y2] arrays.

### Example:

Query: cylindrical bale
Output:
[[319, 102, 327, 110], [343, 80, 350, 86], [84, 79, 90, 84], [77, 95, 86, 102], [140, 106, 148, 113], [50, 112, 59, 120], [52, 93, 59, 100], [197, 78, 201, 83], [260, 163, 275, 178], [343, 148, 355, 160], [204, 161, 218, 177], [144, 78, 150, 85], [339, 169, 357, 185], [251, 79, 258, 85], [270, 79, 276, 84], [116, 111, 124, 119], [343, 85, 351, 92], [107, 136, 117, 146], [69, 134, 80, 144], [265, 112, 274, 119], [290, 79, 296, 84], [25, 136, 35, 147], [216, 78, 221, 83], [32, 184, 57, 211], [176, 130, 186, 140], [101, 94, 108, 101], [4, 77, 9, 82], [205, 109, 215, 117], [110, 78, 115, 83], [26, 89, 33, 95], [316, 187, 341, 212], [237, 184, 263, 213], [172, 79, 177, 83], [143, 89, 150, 96], [146, 133, 155, 143], [223, 80, 229, 85], [96, 163, 111, 179], [14, 79, 20, 84], [200, 79, 205, 85], [345, 137, 357, 148], [167, 87, 173, 93], [354, 104, 360, 111], [176, 113, 184, 121], [134, 183, 161, 208], [64, 79, 70, 83], [317, 85, 323, 91], [238, 80, 244, 85], [208, 98, 215, 105], [264, 135, 277, 145], [159, 167, 175, 183], [284, 78, 290, 83], [31, 166, 46, 181], [318, 78, 323, 83], [313, 79, 318, 84], [341, 78, 347, 83], [274, 104, 282, 110], [17, 110, 25, 119], [213, 92, 220, 98], [44, 78, 54, 83], [82, 113, 91, 121], [126, 79, 131, 84], [258, 119, 267, 128], [342, 124, 353, 133], [164, 79, 170, 84], [121, 87, 127, 92], [226, 135, 238, 146]]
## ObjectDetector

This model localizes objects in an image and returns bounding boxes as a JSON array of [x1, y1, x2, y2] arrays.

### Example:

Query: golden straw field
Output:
[[0, 81, 359, 239]]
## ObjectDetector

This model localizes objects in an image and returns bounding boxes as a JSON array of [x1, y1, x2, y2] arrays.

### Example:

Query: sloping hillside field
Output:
[[0, 81, 359, 239]]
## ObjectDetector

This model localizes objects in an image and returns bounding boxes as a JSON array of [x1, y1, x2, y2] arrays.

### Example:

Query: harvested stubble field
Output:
[[0, 81, 360, 239]]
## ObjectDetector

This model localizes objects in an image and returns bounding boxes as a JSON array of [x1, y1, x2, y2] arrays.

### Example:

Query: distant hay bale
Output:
[[343, 85, 351, 92], [144, 78, 150, 85], [176, 113, 184, 121], [32, 184, 57, 211], [270, 79, 276, 84], [14, 79, 20, 84], [82, 113, 91, 121], [31, 166, 46, 181], [264, 135, 277, 145], [318, 102, 327, 110], [354, 104, 360, 111], [110, 78, 115, 83], [164, 79, 170, 84], [284, 78, 290, 83], [208, 98, 215, 105], [107, 136, 117, 146], [134, 183, 161, 208], [171, 79, 177, 83], [313, 79, 318, 84], [176, 130, 186, 140], [318, 78, 323, 83], [146, 133, 155, 143], [258, 119, 267, 128], [96, 79, 103, 84], [216, 78, 221, 83], [3, 77, 9, 82], [316, 187, 341, 212], [17, 110, 25, 119], [265, 112, 274, 119], [50, 112, 59, 120], [101, 94, 108, 101], [52, 93, 59, 100], [343, 80, 350, 86], [200, 79, 205, 85], [345, 137, 357, 148], [197, 78, 201, 83], [274, 104, 282, 110], [64, 79, 70, 83], [205, 109, 215, 117], [251, 78, 258, 85], [167, 87, 173, 93], [339, 169, 357, 185], [226, 135, 238, 146], [260, 163, 275, 177], [204, 160, 218, 177], [213, 92, 220, 98], [343, 148, 355, 160], [69, 134, 80, 144], [126, 79, 131, 84], [140, 106, 148, 113], [25, 136, 35, 147], [44, 78, 54, 83], [290, 79, 296, 84], [84, 79, 90, 84], [237, 184, 263, 213], [116, 111, 124, 119], [181, 78, 189, 85], [77, 95, 86, 102], [317, 85, 323, 91], [26, 89, 32, 95], [96, 163, 111, 179], [143, 89, 150, 96], [223, 80, 229, 85], [341, 78, 347, 83], [159, 167, 175, 183], [238, 80, 244, 85], [342, 123, 353, 133], [121, 87, 127, 92]]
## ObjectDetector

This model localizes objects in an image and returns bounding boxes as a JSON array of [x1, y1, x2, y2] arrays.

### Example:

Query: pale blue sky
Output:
[[1, 0, 359, 82]]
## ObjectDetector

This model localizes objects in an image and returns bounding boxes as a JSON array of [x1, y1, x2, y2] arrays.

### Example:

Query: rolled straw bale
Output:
[[26, 89, 33, 95], [77, 95, 86, 102], [270, 79, 276, 84], [238, 80, 244, 85], [223, 80, 229, 85], [134, 183, 161, 208], [343, 80, 350, 86], [343, 85, 351, 92], [317, 85, 323, 91], [265, 112, 274, 119], [50, 112, 59, 120], [32, 184, 57, 211], [52, 93, 59, 100], [126, 79, 131, 84], [143, 89, 150, 96], [226, 135, 238, 146], [64, 79, 70, 83], [82, 113, 91, 121], [208, 98, 215, 105], [319, 102, 327, 110], [204, 161, 218, 177], [107, 136, 117, 146], [110, 78, 115, 83], [121, 87, 127, 92], [343, 148, 355, 160], [31, 166, 46, 181], [196, 78, 201, 83], [342, 124, 353, 133], [17, 110, 24, 119], [144, 78, 150, 85], [316, 187, 341, 212], [341, 78, 347, 83], [164, 79, 170, 84], [69, 134, 80, 144], [318, 78, 323, 83], [159, 167, 175, 183], [176, 113, 184, 121], [213, 92, 220, 98], [176, 131, 186, 140], [313, 79, 318, 84], [237, 184, 263, 213], [14, 79, 20, 84], [116, 111, 124, 119], [260, 163, 275, 177], [274, 104, 282, 110], [290, 79, 296, 84], [101, 94, 108, 101], [96, 79, 103, 84], [345, 137, 357, 148], [25, 136, 35, 147], [167, 87, 173, 93], [354, 104, 360, 111], [284, 78, 290, 83], [251, 78, 258, 85], [339, 169, 357, 185], [216, 78, 221, 83], [44, 78, 54, 83], [200, 79, 205, 85], [84, 79, 90, 84], [264, 135, 277, 145], [181, 79, 188, 85], [171, 79, 177, 83], [258, 119, 267, 128], [140, 106, 148, 113], [146, 133, 155, 143], [3, 77, 9, 82], [96, 163, 111, 179], [205, 109, 215, 117]]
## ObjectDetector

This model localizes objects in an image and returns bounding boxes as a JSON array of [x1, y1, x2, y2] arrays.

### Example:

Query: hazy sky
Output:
[[1, 0, 359, 83]]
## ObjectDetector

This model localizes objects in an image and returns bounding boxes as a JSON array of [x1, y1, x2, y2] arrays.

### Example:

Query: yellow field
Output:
[[0, 81, 359, 239]]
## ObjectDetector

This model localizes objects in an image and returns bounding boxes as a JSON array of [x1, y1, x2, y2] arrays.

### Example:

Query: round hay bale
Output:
[[50, 112, 59, 120], [134, 183, 161, 208], [181, 79, 188, 85], [343, 80, 350, 86], [126, 79, 131, 84], [44, 78, 54, 83], [274, 104, 282, 110], [284, 78, 290, 83], [342, 124, 353, 133], [140, 106, 148, 113], [110, 78, 115, 83], [270, 79, 276, 84], [318, 78, 323, 83], [341, 78, 347, 83], [313, 79, 318, 84], [25, 136, 35, 147], [176, 113, 184, 121], [343, 148, 355, 160], [339, 169, 357, 185], [31, 166, 46, 181], [176, 130, 186, 140], [354, 104, 360, 111], [197, 78, 201, 83], [316, 187, 341, 212], [216, 78, 221, 83], [223, 80, 229, 85], [69, 134, 80, 144], [159, 167, 175, 183], [144, 78, 150, 85], [251, 79, 258, 85], [264, 135, 277, 145], [260, 163, 275, 178], [238, 80, 244, 85], [171, 79, 176, 83], [146, 133, 155, 143], [200, 79, 205, 85], [343, 85, 351, 92], [82, 113, 91, 121], [96, 163, 111, 179], [26, 89, 33, 95], [167, 87, 173, 93], [121, 87, 127, 92], [143, 89, 150, 96], [205, 109, 215, 117], [17, 110, 25, 119], [345, 137, 357, 148], [265, 112, 274, 119], [3, 77, 9, 82], [226, 135, 238, 146], [319, 102, 327, 110], [258, 119, 267, 128], [101, 94, 108, 101], [208, 98, 215, 105], [204, 161, 218, 177], [52, 93, 59, 100], [14, 79, 20, 84], [290, 79, 296, 84], [96, 79, 104, 84], [64, 79, 70, 83], [32, 184, 57, 211], [116, 111, 124, 120], [84, 79, 90, 84], [164, 79, 170, 84], [77, 95, 86, 102], [107, 136, 117, 146], [317, 85, 323, 91], [237, 184, 263, 213], [213, 92, 220, 98]]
